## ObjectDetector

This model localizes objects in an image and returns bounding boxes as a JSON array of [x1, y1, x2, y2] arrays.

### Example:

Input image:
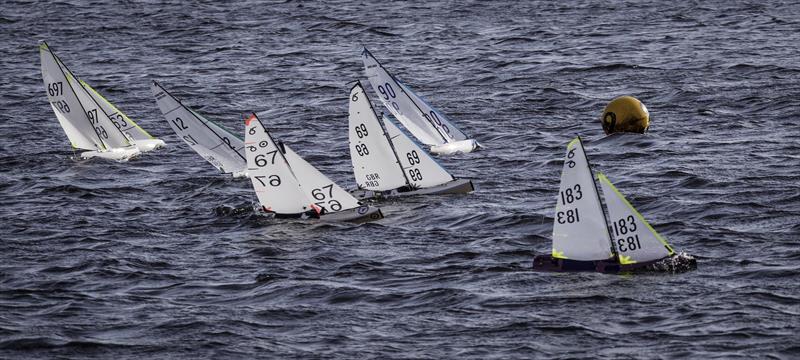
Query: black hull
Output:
[[532, 252, 696, 274]]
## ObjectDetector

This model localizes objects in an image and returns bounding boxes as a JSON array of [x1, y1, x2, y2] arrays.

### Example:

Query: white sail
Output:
[[551, 137, 614, 261], [348, 82, 407, 191], [597, 173, 675, 264], [69, 72, 132, 149], [244, 115, 310, 214], [80, 79, 160, 143], [383, 116, 454, 189], [283, 146, 362, 214], [151, 81, 246, 175], [40, 42, 104, 151], [362, 47, 467, 146]]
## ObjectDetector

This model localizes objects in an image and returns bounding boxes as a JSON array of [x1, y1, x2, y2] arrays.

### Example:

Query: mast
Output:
[[356, 81, 413, 188], [579, 136, 620, 262], [45, 42, 107, 151], [364, 48, 450, 144]]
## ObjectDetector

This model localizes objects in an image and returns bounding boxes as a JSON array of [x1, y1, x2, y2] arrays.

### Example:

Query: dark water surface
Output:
[[1, 1, 799, 358]]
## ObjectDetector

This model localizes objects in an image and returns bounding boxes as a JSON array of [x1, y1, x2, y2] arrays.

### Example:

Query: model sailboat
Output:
[[362, 47, 481, 155], [245, 114, 383, 222], [151, 81, 247, 177], [532, 137, 696, 273], [348, 82, 474, 199], [40, 41, 164, 161]]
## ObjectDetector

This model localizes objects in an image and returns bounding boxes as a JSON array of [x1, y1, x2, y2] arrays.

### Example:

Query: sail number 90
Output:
[[556, 208, 580, 224]]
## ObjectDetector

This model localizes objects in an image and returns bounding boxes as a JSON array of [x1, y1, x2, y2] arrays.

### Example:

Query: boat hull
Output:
[[79, 146, 141, 162], [261, 205, 383, 223], [430, 139, 481, 155], [133, 138, 166, 152], [350, 178, 474, 200], [532, 252, 696, 274]]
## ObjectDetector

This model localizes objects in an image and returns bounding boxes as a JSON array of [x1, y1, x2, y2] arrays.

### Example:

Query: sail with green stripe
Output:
[[597, 173, 675, 264]]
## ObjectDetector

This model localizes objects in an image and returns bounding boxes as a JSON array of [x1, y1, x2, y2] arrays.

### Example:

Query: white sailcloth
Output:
[[348, 83, 407, 191], [80, 79, 158, 142], [383, 116, 454, 189], [597, 173, 675, 264], [551, 137, 614, 261], [362, 48, 467, 146], [151, 81, 246, 175], [283, 146, 362, 214], [70, 72, 132, 149], [244, 115, 310, 214], [40, 42, 105, 150]]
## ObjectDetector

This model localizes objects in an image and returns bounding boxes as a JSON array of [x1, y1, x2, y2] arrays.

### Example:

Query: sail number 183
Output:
[[556, 208, 580, 224]]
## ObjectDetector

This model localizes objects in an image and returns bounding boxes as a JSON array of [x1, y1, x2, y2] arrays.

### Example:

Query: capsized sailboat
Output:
[[362, 47, 481, 155], [40, 41, 164, 161], [151, 81, 247, 177], [245, 113, 383, 223], [532, 137, 696, 273], [348, 82, 473, 200]]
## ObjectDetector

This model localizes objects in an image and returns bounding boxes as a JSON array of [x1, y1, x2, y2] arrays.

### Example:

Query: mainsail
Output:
[[152, 81, 246, 175], [348, 83, 408, 191], [551, 137, 614, 261], [244, 115, 310, 214], [597, 173, 675, 265], [40, 42, 109, 151]]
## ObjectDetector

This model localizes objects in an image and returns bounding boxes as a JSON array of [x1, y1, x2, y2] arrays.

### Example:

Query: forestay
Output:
[[383, 116, 454, 189], [362, 48, 466, 146], [81, 80, 157, 142], [551, 137, 614, 261], [244, 115, 310, 214], [152, 81, 246, 175], [283, 146, 362, 214], [40, 42, 105, 151], [348, 83, 407, 191], [597, 173, 675, 264]]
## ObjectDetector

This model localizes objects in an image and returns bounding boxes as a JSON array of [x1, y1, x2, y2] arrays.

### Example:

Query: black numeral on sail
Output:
[[312, 184, 341, 213], [48, 82, 63, 97], [612, 215, 637, 236], [566, 148, 577, 168], [556, 208, 580, 224], [355, 124, 368, 138], [617, 234, 641, 252], [423, 110, 450, 134], [110, 113, 127, 129], [408, 168, 423, 181], [378, 82, 396, 100], [51, 100, 70, 113], [86, 109, 108, 139], [560, 184, 583, 205], [254, 175, 281, 187], [406, 151, 420, 165], [355, 144, 369, 156], [183, 134, 197, 145], [172, 117, 189, 131]]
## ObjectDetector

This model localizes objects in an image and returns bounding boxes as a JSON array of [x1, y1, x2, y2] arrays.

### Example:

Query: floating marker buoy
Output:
[[601, 96, 650, 134]]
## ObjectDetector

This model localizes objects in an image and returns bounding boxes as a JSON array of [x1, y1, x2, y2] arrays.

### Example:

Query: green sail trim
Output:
[[596, 172, 675, 259], [79, 79, 156, 140]]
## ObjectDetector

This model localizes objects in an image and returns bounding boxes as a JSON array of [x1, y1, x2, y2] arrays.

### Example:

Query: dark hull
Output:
[[532, 252, 696, 274], [351, 179, 474, 200]]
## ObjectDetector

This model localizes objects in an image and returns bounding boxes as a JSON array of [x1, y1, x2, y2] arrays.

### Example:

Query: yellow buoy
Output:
[[601, 96, 649, 134]]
